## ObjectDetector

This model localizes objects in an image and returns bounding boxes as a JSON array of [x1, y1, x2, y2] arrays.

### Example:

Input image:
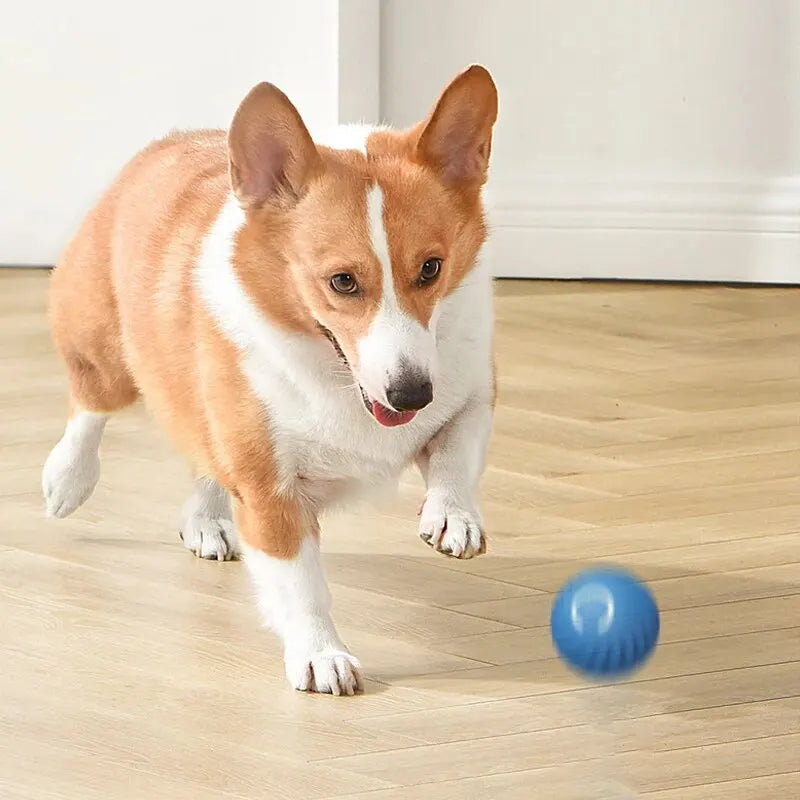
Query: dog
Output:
[[43, 65, 498, 695]]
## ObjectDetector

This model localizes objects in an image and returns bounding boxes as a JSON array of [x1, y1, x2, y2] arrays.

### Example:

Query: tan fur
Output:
[[49, 66, 497, 562]]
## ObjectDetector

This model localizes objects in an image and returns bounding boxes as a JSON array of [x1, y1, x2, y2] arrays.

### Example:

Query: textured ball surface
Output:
[[550, 568, 660, 678]]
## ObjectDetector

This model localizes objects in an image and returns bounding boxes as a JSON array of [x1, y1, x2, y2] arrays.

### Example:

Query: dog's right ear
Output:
[[228, 82, 322, 209]]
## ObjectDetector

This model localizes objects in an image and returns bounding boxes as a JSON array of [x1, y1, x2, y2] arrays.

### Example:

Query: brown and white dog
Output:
[[43, 66, 498, 695]]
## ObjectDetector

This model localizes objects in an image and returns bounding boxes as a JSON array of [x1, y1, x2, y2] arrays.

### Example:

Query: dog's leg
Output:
[[44, 308, 138, 519], [199, 334, 361, 694], [42, 410, 107, 518], [418, 397, 492, 559], [237, 494, 363, 696], [179, 476, 238, 561]]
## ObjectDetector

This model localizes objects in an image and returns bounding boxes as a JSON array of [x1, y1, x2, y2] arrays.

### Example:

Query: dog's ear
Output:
[[415, 65, 498, 191], [228, 82, 322, 208]]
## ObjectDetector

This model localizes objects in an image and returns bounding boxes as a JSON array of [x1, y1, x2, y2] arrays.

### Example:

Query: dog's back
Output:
[[50, 130, 231, 459]]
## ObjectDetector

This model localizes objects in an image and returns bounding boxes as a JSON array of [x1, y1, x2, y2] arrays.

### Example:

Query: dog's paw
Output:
[[179, 516, 239, 561], [419, 494, 486, 559], [285, 647, 364, 696], [42, 440, 101, 518]]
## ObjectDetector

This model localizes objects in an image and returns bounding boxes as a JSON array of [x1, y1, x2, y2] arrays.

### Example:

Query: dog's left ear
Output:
[[415, 65, 498, 191]]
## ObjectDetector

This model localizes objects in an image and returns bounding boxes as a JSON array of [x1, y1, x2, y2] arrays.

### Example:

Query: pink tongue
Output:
[[371, 401, 418, 427]]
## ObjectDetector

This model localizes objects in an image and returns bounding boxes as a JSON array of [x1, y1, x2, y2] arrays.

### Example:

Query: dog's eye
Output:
[[419, 258, 442, 285], [330, 273, 359, 294]]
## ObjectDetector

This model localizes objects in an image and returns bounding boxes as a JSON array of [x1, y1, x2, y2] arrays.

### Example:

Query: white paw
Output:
[[419, 494, 486, 559], [285, 647, 364, 696], [42, 440, 101, 518], [180, 516, 239, 561]]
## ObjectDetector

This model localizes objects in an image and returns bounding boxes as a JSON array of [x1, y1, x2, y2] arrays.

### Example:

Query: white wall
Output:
[[6, 1, 798, 281], [382, 0, 800, 283], [0, 0, 377, 265]]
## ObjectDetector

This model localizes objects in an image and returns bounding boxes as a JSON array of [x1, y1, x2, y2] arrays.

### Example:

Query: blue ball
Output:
[[550, 568, 660, 679]]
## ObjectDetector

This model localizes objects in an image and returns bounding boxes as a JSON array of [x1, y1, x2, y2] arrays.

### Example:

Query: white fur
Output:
[[42, 411, 107, 518], [243, 536, 362, 695], [195, 123, 495, 691], [312, 123, 386, 154], [357, 185, 438, 406], [179, 476, 238, 561]]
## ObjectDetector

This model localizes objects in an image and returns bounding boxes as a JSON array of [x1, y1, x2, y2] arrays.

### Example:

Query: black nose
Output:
[[386, 376, 433, 412]]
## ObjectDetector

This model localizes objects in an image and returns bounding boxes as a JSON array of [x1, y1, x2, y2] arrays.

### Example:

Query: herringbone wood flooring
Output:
[[1, 268, 799, 799]]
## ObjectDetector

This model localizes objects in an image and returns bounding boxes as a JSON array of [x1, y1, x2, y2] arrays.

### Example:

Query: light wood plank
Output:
[[2, 269, 799, 799]]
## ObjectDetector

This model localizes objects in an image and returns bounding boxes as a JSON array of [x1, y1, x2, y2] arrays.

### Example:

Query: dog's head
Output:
[[229, 66, 497, 426]]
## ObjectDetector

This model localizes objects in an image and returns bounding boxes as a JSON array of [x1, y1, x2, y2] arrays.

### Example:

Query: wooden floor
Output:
[[1, 268, 799, 799]]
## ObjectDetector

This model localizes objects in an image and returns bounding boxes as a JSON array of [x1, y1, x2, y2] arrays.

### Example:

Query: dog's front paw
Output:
[[42, 439, 101, 518], [179, 515, 239, 561], [285, 647, 364, 696], [419, 494, 486, 559]]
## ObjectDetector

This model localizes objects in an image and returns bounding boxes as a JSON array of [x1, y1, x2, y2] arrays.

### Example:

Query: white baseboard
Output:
[[486, 177, 800, 283], [6, 179, 798, 283]]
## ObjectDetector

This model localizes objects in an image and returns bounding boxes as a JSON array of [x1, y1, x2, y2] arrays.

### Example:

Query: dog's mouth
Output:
[[368, 399, 418, 428], [317, 323, 418, 428]]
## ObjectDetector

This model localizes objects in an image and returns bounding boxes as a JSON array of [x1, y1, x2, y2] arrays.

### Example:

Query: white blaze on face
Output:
[[357, 184, 437, 408]]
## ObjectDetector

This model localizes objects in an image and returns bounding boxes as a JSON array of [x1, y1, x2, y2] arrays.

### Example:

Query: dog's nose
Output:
[[386, 375, 433, 412]]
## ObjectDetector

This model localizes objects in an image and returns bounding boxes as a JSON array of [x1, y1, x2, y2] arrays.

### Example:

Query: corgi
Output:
[[43, 65, 498, 695]]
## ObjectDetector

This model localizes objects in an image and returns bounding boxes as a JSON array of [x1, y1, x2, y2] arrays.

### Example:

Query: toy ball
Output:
[[550, 567, 660, 679]]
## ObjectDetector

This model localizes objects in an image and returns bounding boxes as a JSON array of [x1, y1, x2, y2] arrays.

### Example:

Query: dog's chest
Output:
[[238, 265, 493, 505], [245, 355, 464, 499]]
